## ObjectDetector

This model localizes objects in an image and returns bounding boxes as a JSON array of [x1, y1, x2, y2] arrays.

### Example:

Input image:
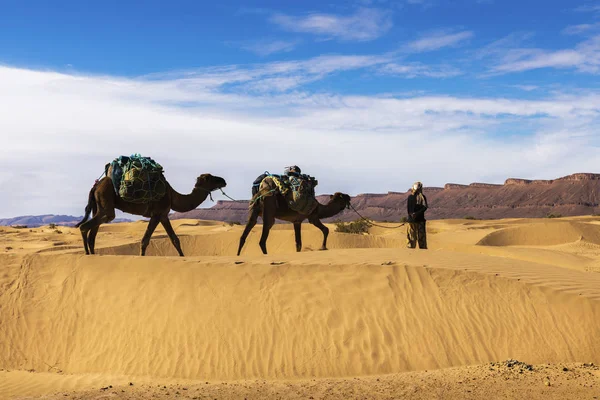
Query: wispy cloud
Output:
[[239, 39, 299, 56], [405, 30, 474, 52], [512, 84, 539, 91], [487, 35, 600, 74], [562, 22, 600, 35], [475, 32, 535, 59], [141, 54, 392, 95], [379, 63, 462, 78], [270, 8, 392, 41], [404, 0, 435, 7], [574, 4, 600, 13]]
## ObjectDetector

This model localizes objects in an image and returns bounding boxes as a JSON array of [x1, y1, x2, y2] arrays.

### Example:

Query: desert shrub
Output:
[[225, 221, 241, 226], [12, 225, 27, 229], [546, 213, 562, 219], [49, 223, 57, 229], [54, 229, 62, 234], [334, 219, 372, 234], [400, 216, 408, 223], [464, 216, 477, 220]]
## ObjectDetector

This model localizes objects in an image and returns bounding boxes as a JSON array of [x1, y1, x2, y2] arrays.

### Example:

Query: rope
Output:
[[348, 203, 406, 229], [248, 189, 277, 207], [93, 170, 106, 186], [219, 188, 237, 202]]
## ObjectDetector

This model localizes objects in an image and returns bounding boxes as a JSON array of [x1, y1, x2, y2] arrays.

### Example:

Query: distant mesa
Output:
[[170, 172, 600, 223], [444, 183, 469, 189]]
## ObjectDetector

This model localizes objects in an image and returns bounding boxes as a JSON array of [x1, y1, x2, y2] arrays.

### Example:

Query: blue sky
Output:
[[1, 0, 600, 217]]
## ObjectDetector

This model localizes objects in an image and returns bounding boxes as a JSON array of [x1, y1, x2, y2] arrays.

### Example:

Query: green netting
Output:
[[286, 175, 318, 215], [250, 173, 318, 215], [118, 154, 167, 204]]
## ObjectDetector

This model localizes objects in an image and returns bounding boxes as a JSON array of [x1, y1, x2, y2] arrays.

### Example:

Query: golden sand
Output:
[[1, 217, 599, 399]]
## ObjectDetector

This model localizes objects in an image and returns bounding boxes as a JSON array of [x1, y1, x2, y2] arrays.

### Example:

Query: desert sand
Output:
[[1, 217, 599, 399]]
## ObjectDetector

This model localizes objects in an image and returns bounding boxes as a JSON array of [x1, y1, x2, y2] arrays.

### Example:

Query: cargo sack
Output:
[[116, 154, 167, 204]]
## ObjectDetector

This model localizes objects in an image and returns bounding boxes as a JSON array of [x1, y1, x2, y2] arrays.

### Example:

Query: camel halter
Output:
[[195, 187, 237, 203]]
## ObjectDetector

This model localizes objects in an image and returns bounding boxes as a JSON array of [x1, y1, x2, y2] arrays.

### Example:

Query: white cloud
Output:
[[484, 34, 600, 74], [1, 61, 599, 217], [575, 4, 600, 13], [141, 54, 392, 94], [512, 84, 539, 91], [239, 39, 299, 56], [405, 30, 474, 52], [562, 22, 600, 35], [379, 62, 462, 78], [270, 8, 392, 41]]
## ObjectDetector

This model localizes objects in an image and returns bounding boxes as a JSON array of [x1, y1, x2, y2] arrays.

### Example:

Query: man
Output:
[[406, 181, 428, 249], [284, 165, 302, 177]]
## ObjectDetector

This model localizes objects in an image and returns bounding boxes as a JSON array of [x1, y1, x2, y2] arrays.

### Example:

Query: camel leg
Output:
[[259, 196, 276, 255], [79, 225, 91, 255], [293, 222, 302, 252], [88, 226, 100, 255], [140, 217, 161, 256], [309, 217, 329, 251], [79, 211, 113, 255], [161, 217, 184, 257], [237, 207, 260, 256], [79, 228, 90, 255]]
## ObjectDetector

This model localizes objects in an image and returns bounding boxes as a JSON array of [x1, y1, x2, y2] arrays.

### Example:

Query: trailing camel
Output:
[[237, 176, 351, 255]]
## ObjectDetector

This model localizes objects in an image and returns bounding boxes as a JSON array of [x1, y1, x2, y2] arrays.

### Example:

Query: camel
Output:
[[75, 172, 226, 256], [237, 177, 352, 255]]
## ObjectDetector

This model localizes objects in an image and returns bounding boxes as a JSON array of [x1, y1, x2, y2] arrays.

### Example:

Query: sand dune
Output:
[[477, 220, 600, 246], [1, 217, 599, 399]]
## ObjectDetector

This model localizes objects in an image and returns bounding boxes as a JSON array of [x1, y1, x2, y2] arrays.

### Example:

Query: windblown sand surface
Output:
[[1, 217, 599, 399]]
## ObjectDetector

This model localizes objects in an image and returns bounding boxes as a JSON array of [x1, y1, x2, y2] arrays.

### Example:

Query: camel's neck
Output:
[[317, 200, 346, 219], [170, 186, 212, 213]]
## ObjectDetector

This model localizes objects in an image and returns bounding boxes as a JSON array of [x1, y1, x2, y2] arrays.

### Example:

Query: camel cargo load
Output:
[[252, 172, 319, 215], [107, 154, 168, 204]]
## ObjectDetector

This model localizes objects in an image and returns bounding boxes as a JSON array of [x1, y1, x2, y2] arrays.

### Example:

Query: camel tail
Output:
[[75, 183, 98, 228]]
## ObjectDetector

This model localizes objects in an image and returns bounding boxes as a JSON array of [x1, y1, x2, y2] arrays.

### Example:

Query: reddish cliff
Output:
[[171, 173, 600, 223]]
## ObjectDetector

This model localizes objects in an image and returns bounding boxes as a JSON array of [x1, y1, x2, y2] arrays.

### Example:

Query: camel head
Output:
[[330, 192, 352, 209], [195, 174, 227, 192]]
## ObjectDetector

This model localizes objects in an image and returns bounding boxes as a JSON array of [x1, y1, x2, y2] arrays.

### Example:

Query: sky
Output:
[[1, 0, 600, 218]]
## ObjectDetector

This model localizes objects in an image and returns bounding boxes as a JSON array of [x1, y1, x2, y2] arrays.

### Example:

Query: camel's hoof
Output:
[[319, 247, 328, 251]]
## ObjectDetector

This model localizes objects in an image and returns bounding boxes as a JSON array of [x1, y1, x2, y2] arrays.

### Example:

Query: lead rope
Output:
[[348, 203, 406, 229], [219, 188, 237, 202]]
